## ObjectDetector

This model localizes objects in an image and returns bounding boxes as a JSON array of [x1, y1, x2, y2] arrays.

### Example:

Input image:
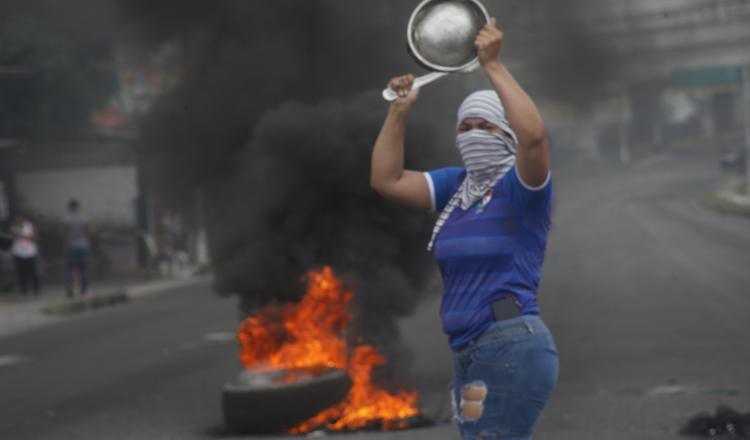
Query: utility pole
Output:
[[619, 83, 632, 165], [743, 65, 750, 195]]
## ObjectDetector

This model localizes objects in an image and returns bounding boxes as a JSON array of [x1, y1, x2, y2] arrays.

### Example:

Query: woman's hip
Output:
[[451, 315, 559, 438]]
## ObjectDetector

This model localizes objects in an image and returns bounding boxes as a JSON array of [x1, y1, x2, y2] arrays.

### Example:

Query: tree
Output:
[[0, 16, 116, 139]]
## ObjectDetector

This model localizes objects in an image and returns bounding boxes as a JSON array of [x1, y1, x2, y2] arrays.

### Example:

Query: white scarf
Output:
[[427, 90, 518, 251]]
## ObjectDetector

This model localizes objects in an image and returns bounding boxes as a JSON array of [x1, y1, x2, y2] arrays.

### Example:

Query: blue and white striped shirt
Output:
[[425, 166, 553, 351]]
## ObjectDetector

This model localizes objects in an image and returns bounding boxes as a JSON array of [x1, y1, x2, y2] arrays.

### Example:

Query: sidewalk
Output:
[[0, 274, 212, 338], [718, 177, 750, 209], [699, 175, 750, 218]]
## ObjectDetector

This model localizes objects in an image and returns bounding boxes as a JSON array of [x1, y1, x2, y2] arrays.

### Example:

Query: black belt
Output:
[[491, 296, 522, 321]]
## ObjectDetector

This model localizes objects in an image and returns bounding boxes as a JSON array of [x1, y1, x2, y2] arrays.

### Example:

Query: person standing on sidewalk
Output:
[[371, 19, 558, 440], [10, 215, 40, 295], [63, 199, 92, 296]]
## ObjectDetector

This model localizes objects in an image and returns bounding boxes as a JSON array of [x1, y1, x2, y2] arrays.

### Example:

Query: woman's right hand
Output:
[[388, 74, 420, 110], [371, 73, 431, 211]]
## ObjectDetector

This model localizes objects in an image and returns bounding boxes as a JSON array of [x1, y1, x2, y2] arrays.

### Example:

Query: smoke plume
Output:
[[117, 0, 625, 345], [485, 0, 623, 107], [2, 0, 630, 378], [212, 94, 444, 345], [117, 1, 456, 353]]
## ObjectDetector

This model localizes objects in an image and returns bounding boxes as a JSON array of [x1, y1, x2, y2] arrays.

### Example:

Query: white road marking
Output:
[[203, 331, 235, 343], [174, 331, 236, 352], [647, 385, 741, 397], [0, 354, 29, 368]]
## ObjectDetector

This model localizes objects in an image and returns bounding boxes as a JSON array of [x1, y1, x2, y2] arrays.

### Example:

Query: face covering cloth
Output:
[[427, 90, 518, 251]]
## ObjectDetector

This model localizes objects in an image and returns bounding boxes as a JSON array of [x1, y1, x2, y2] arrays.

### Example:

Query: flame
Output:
[[236, 266, 420, 433]]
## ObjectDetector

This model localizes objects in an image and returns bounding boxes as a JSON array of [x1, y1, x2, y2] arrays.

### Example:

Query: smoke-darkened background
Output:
[[110, 0, 633, 351], [116, 1, 456, 354], [2, 0, 750, 438]]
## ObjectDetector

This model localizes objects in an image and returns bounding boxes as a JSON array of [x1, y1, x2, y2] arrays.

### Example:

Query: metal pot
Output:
[[383, 0, 490, 101], [408, 0, 490, 72]]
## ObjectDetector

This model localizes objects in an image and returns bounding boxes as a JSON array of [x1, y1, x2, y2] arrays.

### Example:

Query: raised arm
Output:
[[475, 19, 550, 188], [370, 74, 432, 210]]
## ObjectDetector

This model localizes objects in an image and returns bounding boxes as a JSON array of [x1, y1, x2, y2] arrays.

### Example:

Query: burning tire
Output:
[[222, 368, 352, 434]]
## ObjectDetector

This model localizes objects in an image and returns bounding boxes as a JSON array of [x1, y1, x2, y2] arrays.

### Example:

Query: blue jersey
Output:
[[425, 166, 553, 351]]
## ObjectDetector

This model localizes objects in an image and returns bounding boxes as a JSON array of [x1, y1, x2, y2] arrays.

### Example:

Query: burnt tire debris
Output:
[[222, 368, 352, 434], [681, 406, 750, 438]]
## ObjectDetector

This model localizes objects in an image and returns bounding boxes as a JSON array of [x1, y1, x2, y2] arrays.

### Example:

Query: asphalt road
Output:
[[536, 152, 750, 440], [1, 151, 748, 440], [0, 280, 241, 440]]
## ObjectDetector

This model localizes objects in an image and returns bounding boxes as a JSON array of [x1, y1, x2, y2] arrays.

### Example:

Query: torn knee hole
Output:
[[461, 401, 483, 419], [460, 382, 487, 420], [462, 383, 487, 401]]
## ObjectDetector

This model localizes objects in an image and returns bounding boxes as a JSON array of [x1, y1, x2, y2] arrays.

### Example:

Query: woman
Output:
[[370, 19, 558, 440], [11, 215, 41, 295]]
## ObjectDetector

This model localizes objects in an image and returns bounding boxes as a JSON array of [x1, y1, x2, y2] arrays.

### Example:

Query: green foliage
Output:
[[0, 16, 117, 138], [0, 19, 67, 70], [698, 192, 750, 218]]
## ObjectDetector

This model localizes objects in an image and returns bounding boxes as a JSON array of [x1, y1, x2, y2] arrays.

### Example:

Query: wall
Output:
[[15, 166, 137, 225]]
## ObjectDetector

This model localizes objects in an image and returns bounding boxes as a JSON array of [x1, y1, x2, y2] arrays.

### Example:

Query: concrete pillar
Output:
[[619, 84, 632, 164], [742, 65, 750, 194], [578, 115, 601, 161], [194, 188, 209, 266]]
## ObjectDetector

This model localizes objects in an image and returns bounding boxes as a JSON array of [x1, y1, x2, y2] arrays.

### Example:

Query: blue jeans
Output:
[[65, 248, 89, 295], [451, 315, 559, 440]]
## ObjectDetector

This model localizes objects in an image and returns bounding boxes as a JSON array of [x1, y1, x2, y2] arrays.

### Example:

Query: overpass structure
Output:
[[576, 0, 750, 79], [485, 0, 750, 162], [501, 0, 750, 87]]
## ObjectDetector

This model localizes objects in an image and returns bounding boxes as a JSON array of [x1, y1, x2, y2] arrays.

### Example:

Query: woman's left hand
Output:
[[475, 18, 503, 67]]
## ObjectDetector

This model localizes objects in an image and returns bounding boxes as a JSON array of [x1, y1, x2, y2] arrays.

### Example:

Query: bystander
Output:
[[10, 215, 40, 295], [62, 199, 91, 296]]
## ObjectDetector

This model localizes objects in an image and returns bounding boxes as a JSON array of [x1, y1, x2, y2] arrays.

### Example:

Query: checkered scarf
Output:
[[427, 90, 518, 251]]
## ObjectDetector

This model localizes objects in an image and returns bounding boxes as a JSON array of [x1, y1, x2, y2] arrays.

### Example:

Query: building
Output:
[[461, 0, 750, 163]]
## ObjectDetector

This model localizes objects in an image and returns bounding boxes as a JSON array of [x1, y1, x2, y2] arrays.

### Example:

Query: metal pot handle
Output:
[[381, 61, 478, 102], [382, 72, 449, 102]]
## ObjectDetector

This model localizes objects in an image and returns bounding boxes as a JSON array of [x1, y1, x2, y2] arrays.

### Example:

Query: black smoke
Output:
[[118, 0, 441, 196], [122, 0, 626, 205], [212, 94, 443, 346], [485, 0, 623, 108], [0, 0, 631, 381], [116, 1, 456, 348], [116, 0, 626, 343]]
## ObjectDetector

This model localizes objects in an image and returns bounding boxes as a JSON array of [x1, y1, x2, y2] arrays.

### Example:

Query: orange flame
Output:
[[236, 266, 420, 433]]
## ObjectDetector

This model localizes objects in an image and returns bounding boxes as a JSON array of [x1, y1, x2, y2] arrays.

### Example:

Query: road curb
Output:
[[40, 275, 212, 316], [698, 178, 750, 218], [126, 275, 212, 299], [42, 290, 129, 315]]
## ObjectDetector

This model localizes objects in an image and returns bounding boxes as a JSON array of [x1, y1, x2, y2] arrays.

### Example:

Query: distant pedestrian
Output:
[[157, 211, 189, 278], [62, 199, 91, 296], [11, 215, 40, 295]]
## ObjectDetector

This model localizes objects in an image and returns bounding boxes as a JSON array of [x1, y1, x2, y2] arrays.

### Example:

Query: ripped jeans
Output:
[[451, 315, 559, 440]]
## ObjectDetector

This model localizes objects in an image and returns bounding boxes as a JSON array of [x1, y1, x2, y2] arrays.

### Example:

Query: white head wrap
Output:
[[427, 90, 518, 251]]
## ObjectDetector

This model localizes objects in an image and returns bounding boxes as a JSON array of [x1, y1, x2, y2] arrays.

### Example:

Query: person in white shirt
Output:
[[11, 215, 40, 295]]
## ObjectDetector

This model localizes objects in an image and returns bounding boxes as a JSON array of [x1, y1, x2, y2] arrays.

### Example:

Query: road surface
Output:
[[1, 152, 748, 439]]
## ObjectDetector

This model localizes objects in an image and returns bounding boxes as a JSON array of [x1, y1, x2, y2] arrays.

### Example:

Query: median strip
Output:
[[41, 290, 129, 316], [0, 355, 28, 368]]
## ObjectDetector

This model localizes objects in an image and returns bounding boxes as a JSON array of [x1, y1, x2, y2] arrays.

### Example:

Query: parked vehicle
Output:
[[720, 145, 747, 174]]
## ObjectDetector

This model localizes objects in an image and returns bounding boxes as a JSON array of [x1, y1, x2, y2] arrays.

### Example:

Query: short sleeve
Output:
[[503, 165, 552, 209], [424, 167, 464, 212]]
